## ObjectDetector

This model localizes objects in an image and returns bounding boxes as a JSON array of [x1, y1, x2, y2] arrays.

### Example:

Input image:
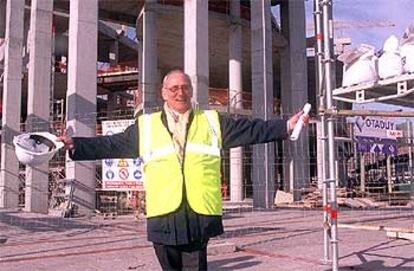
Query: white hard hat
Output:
[[13, 132, 64, 166]]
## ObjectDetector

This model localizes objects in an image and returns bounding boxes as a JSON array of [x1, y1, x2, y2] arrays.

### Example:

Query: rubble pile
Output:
[[275, 186, 413, 209]]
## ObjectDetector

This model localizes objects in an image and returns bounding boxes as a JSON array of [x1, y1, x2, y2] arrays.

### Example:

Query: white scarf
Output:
[[164, 103, 191, 164]]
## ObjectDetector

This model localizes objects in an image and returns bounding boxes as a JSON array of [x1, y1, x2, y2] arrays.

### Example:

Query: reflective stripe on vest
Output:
[[138, 110, 222, 217]]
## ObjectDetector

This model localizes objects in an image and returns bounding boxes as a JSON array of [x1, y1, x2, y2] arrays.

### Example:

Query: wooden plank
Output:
[[386, 231, 414, 240], [274, 190, 293, 206], [339, 223, 414, 233], [343, 198, 365, 208]]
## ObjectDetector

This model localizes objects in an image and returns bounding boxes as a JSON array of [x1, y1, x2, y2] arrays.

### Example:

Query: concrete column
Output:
[[136, 28, 143, 115], [0, 0, 5, 87], [387, 155, 393, 193], [280, 0, 310, 200], [0, 0, 24, 209], [229, 0, 243, 202], [360, 153, 365, 192], [142, 0, 158, 112], [251, 0, 274, 208], [408, 121, 413, 182], [107, 39, 119, 116], [0, 0, 5, 38], [184, 0, 209, 109], [66, 0, 98, 214], [24, 0, 53, 213]]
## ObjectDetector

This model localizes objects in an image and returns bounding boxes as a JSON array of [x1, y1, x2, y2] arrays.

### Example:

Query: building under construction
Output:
[[0, 0, 411, 213], [1, 1, 413, 270], [0, 0, 314, 213]]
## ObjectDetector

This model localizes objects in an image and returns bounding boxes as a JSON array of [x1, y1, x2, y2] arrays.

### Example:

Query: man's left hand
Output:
[[288, 110, 310, 134]]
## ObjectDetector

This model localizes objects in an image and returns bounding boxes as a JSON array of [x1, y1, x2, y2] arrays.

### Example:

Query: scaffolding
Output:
[[315, 1, 414, 270]]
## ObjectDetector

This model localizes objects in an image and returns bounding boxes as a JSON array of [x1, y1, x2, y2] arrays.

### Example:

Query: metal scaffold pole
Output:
[[313, 0, 330, 264], [321, 0, 339, 270], [408, 121, 414, 185]]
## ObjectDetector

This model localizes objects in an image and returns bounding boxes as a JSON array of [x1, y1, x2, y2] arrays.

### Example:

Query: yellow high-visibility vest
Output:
[[138, 110, 222, 218]]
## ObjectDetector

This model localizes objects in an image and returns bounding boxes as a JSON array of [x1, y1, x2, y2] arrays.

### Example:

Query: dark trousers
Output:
[[153, 240, 208, 271]]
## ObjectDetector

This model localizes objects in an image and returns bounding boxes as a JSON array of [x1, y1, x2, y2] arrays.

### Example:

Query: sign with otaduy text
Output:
[[354, 116, 399, 155]]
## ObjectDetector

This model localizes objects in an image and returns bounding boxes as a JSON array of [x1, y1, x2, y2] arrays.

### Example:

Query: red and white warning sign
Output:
[[118, 168, 129, 180]]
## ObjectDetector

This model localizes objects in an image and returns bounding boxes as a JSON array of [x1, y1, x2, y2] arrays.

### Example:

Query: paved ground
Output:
[[0, 206, 413, 270]]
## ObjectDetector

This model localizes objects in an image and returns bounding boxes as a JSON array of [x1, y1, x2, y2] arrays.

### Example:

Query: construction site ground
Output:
[[1, 205, 413, 271]]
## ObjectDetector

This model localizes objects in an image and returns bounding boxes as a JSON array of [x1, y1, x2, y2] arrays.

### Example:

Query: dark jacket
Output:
[[70, 110, 288, 245]]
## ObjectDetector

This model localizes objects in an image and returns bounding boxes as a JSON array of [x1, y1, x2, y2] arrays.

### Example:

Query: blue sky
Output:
[[271, 1, 414, 115], [301, 0, 414, 114], [309, 0, 414, 49], [273, 0, 413, 49]]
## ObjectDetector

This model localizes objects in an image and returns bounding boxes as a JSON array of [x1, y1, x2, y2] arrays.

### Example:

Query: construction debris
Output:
[[274, 185, 411, 209], [339, 223, 414, 241], [338, 223, 414, 233], [386, 231, 414, 241], [341, 197, 387, 208], [274, 190, 294, 206]]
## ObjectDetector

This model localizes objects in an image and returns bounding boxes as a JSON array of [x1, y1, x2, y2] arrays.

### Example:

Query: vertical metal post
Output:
[[360, 152, 366, 192], [408, 121, 413, 183], [313, 0, 329, 264], [408, 121, 413, 200], [321, 0, 339, 270]]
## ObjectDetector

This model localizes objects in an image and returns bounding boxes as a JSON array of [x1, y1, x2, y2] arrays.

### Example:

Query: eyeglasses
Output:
[[166, 85, 191, 93]]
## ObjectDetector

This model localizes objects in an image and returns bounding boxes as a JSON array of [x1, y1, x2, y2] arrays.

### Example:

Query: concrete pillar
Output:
[[24, 0, 53, 213], [107, 39, 119, 116], [0, 0, 5, 86], [280, 0, 310, 200], [0, 0, 24, 209], [229, 0, 243, 202], [66, 0, 98, 214], [184, 0, 209, 109], [387, 155, 393, 193], [142, 0, 158, 112], [0, 0, 5, 38], [136, 28, 143, 115], [360, 153, 365, 192], [408, 121, 413, 182], [251, 0, 274, 208]]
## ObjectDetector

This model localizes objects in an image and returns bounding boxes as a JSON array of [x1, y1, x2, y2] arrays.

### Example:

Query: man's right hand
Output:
[[56, 131, 74, 150]]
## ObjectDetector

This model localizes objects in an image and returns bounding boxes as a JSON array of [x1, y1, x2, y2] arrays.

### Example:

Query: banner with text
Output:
[[354, 116, 399, 155]]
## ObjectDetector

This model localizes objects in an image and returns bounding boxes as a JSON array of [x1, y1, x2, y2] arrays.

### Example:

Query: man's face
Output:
[[162, 73, 193, 113]]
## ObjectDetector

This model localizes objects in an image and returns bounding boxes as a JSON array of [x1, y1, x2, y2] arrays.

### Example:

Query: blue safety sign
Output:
[[133, 170, 142, 180], [133, 158, 143, 166], [106, 170, 115, 179], [104, 159, 113, 167]]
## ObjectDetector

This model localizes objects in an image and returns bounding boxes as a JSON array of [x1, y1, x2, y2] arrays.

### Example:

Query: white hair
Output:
[[162, 69, 192, 88]]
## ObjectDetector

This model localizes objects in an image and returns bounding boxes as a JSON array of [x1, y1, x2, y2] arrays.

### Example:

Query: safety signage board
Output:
[[354, 116, 399, 155], [101, 119, 144, 191]]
